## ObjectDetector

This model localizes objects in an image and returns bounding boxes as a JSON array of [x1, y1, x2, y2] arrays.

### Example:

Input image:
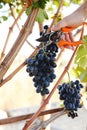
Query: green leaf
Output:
[[7, 0, 13, 2], [82, 35, 87, 44], [26, 7, 32, 15], [43, 9, 48, 19], [2, 0, 14, 3], [79, 70, 87, 82], [32, 0, 50, 9], [72, 35, 87, 82], [33, 2, 39, 8], [71, 68, 79, 78], [72, 66, 87, 82], [26, 7, 48, 23], [36, 9, 48, 23], [0, 4, 3, 9], [77, 56, 87, 69], [2, 16, 8, 21], [75, 46, 87, 61], [71, 66, 84, 78], [63, 0, 70, 6], [70, 0, 82, 4], [75, 40, 87, 67]]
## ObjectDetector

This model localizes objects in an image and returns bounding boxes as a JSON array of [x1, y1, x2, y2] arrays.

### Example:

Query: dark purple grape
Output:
[[44, 25, 49, 30], [26, 25, 59, 96], [26, 46, 58, 96], [58, 80, 84, 118]]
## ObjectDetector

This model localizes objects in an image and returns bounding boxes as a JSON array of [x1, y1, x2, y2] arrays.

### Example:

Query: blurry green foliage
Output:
[[0, 0, 83, 23], [26, 7, 48, 23], [72, 36, 87, 82]]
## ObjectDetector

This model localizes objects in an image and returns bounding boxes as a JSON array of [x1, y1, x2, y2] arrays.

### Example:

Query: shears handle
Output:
[[61, 22, 87, 32], [62, 26, 77, 32]]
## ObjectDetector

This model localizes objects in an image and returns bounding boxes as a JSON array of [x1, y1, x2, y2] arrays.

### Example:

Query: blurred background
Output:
[[0, 0, 87, 130]]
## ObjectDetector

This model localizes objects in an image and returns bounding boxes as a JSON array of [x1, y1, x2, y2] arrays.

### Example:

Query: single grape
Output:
[[44, 25, 49, 30]]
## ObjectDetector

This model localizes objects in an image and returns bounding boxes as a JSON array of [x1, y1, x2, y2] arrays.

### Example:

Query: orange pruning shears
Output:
[[36, 22, 87, 48]]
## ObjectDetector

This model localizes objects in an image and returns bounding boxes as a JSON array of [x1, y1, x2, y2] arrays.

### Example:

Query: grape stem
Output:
[[33, 108, 66, 130], [67, 71, 71, 83]]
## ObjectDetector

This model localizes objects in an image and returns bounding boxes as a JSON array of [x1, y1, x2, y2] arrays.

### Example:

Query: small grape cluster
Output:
[[58, 80, 83, 118], [26, 43, 58, 96]]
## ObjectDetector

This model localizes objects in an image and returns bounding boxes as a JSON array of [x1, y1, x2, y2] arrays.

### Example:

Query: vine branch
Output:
[[0, 4, 28, 62], [10, 5, 36, 50], [0, 48, 38, 87], [47, 0, 63, 33], [0, 107, 63, 125], [0, 7, 39, 81]]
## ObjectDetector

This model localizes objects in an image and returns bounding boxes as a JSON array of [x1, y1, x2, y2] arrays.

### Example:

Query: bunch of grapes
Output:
[[58, 80, 83, 118], [26, 25, 58, 96], [26, 43, 58, 96]]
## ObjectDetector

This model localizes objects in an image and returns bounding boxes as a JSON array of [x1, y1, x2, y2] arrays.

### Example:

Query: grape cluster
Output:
[[26, 43, 58, 96], [26, 25, 58, 96], [58, 80, 83, 118]]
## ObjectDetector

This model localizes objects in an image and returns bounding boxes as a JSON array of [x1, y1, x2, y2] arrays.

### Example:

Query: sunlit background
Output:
[[0, 1, 87, 130]]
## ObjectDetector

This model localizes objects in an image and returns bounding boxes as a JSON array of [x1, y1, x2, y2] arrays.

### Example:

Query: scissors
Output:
[[36, 22, 87, 48], [36, 30, 63, 43]]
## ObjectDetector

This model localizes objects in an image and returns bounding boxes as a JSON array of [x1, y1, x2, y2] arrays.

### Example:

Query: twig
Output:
[[47, 0, 63, 33], [0, 48, 38, 87], [10, 6, 36, 50], [0, 7, 39, 81], [0, 107, 64, 125], [55, 48, 64, 62], [0, 4, 28, 63], [38, 109, 66, 130], [30, 109, 66, 130], [26, 40, 36, 49], [39, 96, 47, 130], [38, 22, 43, 33]]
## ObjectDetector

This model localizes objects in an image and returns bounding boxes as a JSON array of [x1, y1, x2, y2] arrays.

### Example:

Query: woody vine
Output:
[[0, 0, 87, 130]]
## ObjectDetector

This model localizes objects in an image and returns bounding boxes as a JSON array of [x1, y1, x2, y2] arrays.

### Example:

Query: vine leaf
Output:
[[2, 0, 14, 3], [0, 4, 3, 9], [72, 35, 87, 82], [79, 70, 87, 82], [26, 7, 48, 23], [2, 16, 8, 21], [36, 8, 48, 23]]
